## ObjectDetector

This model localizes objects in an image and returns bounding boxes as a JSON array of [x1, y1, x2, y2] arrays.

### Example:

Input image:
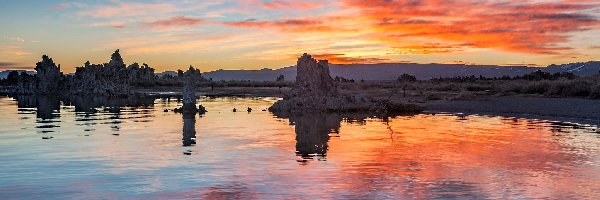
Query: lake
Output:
[[1, 95, 599, 199]]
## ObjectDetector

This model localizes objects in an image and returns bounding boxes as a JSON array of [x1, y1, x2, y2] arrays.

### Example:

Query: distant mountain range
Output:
[[4, 61, 599, 81], [198, 61, 600, 81]]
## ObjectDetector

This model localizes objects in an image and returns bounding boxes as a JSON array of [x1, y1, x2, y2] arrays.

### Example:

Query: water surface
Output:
[[1, 96, 599, 199]]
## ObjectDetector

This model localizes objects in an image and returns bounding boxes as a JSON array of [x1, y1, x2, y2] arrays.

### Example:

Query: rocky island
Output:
[[269, 53, 422, 114]]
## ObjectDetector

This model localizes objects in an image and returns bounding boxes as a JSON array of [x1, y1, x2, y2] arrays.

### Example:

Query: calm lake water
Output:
[[1, 95, 599, 199]]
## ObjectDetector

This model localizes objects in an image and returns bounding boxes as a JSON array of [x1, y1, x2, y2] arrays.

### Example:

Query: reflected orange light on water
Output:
[[1, 97, 599, 199]]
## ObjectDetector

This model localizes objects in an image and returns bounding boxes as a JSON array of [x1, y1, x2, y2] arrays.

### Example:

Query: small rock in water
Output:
[[197, 104, 207, 115], [42, 136, 54, 139]]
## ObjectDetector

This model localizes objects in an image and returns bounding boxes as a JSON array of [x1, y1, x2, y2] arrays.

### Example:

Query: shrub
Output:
[[398, 74, 417, 82], [545, 80, 591, 97], [522, 81, 549, 94], [591, 83, 600, 99], [500, 82, 523, 94], [466, 84, 492, 92]]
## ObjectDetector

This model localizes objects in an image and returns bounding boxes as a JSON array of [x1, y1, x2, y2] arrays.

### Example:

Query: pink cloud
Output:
[[147, 16, 204, 28], [78, 2, 177, 18], [261, 0, 325, 10], [51, 4, 67, 10], [241, 0, 325, 10]]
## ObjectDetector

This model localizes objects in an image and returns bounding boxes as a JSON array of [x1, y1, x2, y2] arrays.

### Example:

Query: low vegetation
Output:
[[2, 68, 599, 99], [347, 70, 600, 99]]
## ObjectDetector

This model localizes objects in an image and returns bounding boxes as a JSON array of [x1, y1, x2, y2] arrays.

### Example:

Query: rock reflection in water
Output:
[[291, 113, 341, 160], [62, 95, 155, 113], [12, 95, 156, 115], [273, 111, 400, 161], [14, 95, 60, 120], [182, 113, 197, 147], [11, 95, 158, 135]]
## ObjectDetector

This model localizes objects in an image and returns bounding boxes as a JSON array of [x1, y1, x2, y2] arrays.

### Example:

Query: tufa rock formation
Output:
[[174, 66, 206, 115], [269, 53, 422, 114], [35, 55, 62, 94], [72, 50, 131, 95], [295, 55, 337, 96], [1, 49, 200, 96], [182, 66, 201, 112], [127, 63, 156, 86], [71, 49, 158, 96]]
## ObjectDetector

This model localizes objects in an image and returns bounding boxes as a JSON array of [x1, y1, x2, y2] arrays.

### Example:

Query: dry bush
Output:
[[522, 81, 550, 94], [591, 83, 600, 99], [544, 80, 591, 97]]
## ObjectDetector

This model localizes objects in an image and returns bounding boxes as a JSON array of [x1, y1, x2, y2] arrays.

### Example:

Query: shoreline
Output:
[[5, 86, 599, 126], [137, 87, 600, 126], [423, 96, 600, 126]]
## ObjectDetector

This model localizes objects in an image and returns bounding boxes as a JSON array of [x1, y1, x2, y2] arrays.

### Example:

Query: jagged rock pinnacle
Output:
[[35, 55, 61, 94]]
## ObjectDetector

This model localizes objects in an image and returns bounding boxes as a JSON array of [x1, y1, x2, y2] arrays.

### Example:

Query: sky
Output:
[[0, 0, 599, 73]]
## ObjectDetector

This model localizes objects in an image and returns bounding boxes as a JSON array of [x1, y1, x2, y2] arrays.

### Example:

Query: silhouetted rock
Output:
[[67, 49, 160, 96], [198, 104, 206, 115], [294, 54, 337, 96], [269, 53, 422, 114], [127, 63, 156, 86], [35, 55, 62, 94], [71, 50, 131, 95], [181, 66, 201, 114]]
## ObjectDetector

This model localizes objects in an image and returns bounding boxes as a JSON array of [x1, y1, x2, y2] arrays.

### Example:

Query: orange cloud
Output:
[[342, 0, 600, 54], [312, 53, 390, 64], [388, 43, 465, 55]]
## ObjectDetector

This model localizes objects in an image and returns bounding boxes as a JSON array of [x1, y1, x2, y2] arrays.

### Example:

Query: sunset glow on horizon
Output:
[[1, 0, 599, 73]]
